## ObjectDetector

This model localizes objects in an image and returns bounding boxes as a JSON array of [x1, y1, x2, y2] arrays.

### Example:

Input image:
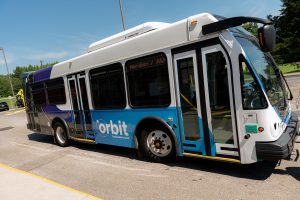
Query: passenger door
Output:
[[67, 73, 92, 139], [200, 44, 239, 157], [174, 50, 206, 154], [174, 45, 239, 158]]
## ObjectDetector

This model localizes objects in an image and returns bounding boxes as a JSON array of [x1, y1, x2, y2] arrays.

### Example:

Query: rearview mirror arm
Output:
[[202, 16, 273, 35]]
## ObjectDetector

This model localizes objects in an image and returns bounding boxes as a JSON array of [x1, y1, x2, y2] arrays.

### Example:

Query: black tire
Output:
[[53, 122, 69, 147], [140, 126, 175, 163]]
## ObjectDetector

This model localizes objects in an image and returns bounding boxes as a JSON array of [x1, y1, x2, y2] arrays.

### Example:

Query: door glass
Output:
[[205, 51, 233, 144], [78, 78, 92, 131], [177, 58, 200, 141], [69, 79, 83, 132]]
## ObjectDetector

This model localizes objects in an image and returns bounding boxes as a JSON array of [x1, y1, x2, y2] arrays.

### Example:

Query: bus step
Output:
[[183, 152, 240, 164], [69, 136, 95, 144]]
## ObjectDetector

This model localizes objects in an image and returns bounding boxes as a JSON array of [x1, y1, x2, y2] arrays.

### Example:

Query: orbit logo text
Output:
[[96, 119, 129, 139]]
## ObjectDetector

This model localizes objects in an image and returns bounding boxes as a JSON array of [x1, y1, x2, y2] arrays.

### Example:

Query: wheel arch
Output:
[[51, 117, 70, 138], [134, 116, 179, 156]]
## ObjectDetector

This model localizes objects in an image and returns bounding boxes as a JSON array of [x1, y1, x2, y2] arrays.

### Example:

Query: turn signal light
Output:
[[258, 127, 264, 132], [191, 20, 198, 26]]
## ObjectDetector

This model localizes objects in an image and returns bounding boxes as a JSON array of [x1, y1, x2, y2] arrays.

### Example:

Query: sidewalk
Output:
[[0, 163, 102, 200], [4, 108, 25, 116]]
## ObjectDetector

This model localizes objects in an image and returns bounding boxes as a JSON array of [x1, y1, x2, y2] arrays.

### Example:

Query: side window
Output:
[[239, 55, 268, 109], [90, 63, 126, 109], [126, 53, 171, 107], [46, 78, 66, 105], [31, 82, 46, 105]]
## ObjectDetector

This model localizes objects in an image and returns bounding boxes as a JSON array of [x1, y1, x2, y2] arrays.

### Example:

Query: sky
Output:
[[0, 0, 282, 75]]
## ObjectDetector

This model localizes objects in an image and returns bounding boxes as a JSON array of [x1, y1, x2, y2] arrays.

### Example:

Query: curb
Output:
[[283, 72, 300, 77], [0, 162, 103, 200]]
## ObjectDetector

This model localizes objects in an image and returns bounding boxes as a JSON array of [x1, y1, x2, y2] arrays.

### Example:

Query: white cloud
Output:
[[25, 51, 70, 60]]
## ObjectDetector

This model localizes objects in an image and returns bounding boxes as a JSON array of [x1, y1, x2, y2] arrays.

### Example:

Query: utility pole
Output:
[[0, 47, 15, 109], [0, 47, 15, 97], [40, 60, 44, 68], [119, 0, 126, 31]]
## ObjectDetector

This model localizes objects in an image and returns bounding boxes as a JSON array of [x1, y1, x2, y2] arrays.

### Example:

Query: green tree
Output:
[[242, 22, 258, 37], [0, 61, 58, 97], [0, 75, 11, 97], [13, 61, 58, 78], [0, 75, 26, 96], [268, 0, 300, 63]]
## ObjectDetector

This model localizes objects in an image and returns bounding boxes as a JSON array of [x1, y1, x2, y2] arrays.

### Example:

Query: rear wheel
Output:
[[140, 127, 175, 163], [53, 122, 69, 147]]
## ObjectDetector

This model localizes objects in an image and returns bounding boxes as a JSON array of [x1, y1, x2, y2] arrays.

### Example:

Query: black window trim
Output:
[[125, 52, 171, 109], [89, 62, 127, 110]]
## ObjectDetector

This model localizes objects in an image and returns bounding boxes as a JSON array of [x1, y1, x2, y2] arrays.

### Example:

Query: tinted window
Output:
[[126, 53, 170, 107], [31, 82, 46, 105], [46, 78, 66, 105], [90, 63, 126, 109]]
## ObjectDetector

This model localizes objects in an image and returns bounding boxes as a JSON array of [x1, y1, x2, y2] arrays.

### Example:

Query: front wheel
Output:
[[53, 122, 69, 147], [140, 127, 175, 163]]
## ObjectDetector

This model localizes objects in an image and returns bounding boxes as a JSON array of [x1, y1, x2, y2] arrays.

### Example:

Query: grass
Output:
[[278, 62, 300, 74], [0, 96, 17, 110]]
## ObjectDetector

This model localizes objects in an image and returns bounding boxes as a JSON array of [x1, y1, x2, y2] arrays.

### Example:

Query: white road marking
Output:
[[68, 154, 151, 173], [137, 173, 168, 178], [12, 142, 63, 153]]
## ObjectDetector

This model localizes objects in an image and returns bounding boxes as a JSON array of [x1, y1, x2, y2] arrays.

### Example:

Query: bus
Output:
[[24, 13, 299, 164]]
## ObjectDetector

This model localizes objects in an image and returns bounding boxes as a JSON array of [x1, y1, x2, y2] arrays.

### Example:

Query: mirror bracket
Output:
[[202, 16, 276, 52], [202, 16, 272, 35]]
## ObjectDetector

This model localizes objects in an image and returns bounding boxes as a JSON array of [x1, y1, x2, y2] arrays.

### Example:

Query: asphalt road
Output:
[[0, 75, 299, 200]]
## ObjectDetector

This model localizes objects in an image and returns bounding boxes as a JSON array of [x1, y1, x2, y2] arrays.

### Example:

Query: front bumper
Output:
[[256, 112, 299, 160]]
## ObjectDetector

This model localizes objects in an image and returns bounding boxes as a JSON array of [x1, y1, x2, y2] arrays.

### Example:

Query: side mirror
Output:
[[258, 25, 276, 52]]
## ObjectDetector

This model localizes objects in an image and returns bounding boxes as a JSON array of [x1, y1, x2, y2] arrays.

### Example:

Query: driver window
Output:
[[239, 56, 268, 109]]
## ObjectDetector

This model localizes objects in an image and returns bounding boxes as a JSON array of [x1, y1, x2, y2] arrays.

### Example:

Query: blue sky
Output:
[[0, 0, 281, 75]]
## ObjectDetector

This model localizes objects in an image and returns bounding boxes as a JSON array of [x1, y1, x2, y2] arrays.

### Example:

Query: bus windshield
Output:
[[236, 36, 289, 118]]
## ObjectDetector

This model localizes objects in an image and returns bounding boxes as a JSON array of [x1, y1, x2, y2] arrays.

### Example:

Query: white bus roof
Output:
[[88, 22, 170, 53], [51, 13, 217, 78]]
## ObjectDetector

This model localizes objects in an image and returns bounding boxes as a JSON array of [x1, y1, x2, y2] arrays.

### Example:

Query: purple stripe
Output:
[[42, 104, 61, 112], [33, 66, 53, 82]]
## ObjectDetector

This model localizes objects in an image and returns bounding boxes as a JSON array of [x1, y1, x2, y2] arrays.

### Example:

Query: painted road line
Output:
[[0, 162, 103, 200], [5, 109, 25, 116]]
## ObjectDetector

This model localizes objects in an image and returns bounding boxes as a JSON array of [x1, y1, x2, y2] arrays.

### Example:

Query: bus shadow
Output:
[[27, 132, 54, 144], [171, 157, 279, 180], [71, 139, 138, 159], [272, 167, 300, 181], [27, 132, 299, 181], [27, 132, 137, 159]]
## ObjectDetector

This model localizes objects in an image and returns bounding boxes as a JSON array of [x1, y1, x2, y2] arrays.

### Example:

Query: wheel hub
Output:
[[154, 140, 163, 149], [146, 130, 172, 157]]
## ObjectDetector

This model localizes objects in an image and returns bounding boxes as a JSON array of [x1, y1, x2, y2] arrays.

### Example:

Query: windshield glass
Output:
[[236, 36, 288, 118]]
